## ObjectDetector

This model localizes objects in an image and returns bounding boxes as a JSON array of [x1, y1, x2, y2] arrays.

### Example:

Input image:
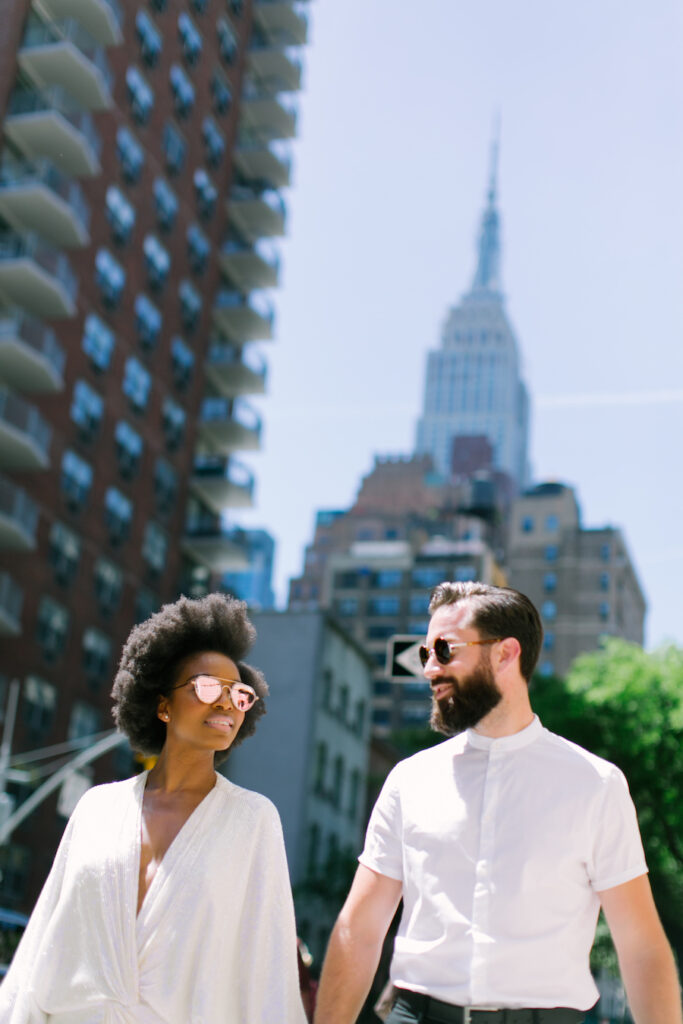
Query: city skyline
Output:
[[235, 0, 683, 649]]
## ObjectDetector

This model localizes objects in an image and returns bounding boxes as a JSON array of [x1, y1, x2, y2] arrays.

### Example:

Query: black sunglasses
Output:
[[418, 637, 502, 668]]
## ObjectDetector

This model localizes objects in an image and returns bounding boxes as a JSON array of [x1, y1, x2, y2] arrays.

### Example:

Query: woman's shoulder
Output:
[[72, 772, 143, 816], [213, 773, 281, 823]]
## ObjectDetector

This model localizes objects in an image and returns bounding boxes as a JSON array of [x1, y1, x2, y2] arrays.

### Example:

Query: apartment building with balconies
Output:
[[0, 0, 311, 912]]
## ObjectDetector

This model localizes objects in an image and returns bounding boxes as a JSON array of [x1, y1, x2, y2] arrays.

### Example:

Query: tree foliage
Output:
[[531, 638, 683, 961]]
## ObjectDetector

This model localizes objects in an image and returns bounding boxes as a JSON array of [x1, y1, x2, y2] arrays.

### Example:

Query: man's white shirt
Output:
[[360, 716, 647, 1010]]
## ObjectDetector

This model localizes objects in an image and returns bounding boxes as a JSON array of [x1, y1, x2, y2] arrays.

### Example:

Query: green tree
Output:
[[531, 639, 683, 962]]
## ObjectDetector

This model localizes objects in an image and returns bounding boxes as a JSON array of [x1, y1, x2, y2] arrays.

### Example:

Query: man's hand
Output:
[[600, 874, 682, 1024], [313, 865, 402, 1024]]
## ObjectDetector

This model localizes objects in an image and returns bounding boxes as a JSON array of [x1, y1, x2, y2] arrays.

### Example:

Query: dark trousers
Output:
[[385, 991, 586, 1024]]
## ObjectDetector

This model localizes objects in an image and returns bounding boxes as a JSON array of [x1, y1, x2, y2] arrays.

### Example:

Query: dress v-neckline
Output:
[[135, 771, 218, 921]]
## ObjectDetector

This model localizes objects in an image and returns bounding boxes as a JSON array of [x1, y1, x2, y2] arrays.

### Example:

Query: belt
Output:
[[395, 989, 585, 1024]]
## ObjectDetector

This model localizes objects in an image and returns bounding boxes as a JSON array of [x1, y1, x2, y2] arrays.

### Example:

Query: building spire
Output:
[[470, 118, 502, 294]]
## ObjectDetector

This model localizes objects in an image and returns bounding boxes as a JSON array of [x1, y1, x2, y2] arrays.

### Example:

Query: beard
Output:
[[430, 654, 503, 736]]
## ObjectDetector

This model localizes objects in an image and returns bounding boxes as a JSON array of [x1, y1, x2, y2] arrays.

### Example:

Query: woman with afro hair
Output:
[[0, 593, 308, 1024]]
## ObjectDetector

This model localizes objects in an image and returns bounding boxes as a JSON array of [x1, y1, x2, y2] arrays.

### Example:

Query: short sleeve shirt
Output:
[[359, 717, 647, 1010]]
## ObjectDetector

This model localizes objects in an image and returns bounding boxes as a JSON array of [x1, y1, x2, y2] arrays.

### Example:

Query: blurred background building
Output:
[[0, 0, 310, 911]]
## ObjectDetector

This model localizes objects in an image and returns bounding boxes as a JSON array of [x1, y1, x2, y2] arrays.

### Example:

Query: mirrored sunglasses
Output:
[[185, 674, 259, 711], [418, 637, 502, 668]]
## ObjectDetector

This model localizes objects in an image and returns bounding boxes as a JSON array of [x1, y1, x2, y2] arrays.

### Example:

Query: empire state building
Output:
[[415, 143, 530, 489]]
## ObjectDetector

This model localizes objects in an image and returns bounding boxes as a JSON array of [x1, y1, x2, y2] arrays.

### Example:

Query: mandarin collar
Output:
[[464, 714, 543, 753]]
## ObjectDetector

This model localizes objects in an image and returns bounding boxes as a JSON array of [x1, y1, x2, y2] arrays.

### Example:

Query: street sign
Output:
[[386, 635, 426, 682]]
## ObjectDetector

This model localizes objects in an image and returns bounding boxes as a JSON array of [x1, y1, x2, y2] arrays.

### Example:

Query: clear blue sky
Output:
[[235, 0, 683, 648]]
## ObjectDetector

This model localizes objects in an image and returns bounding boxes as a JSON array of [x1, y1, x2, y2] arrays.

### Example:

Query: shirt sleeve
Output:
[[588, 766, 648, 891], [358, 766, 404, 882]]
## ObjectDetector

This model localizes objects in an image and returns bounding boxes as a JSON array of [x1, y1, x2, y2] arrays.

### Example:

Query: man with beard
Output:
[[313, 582, 681, 1024]]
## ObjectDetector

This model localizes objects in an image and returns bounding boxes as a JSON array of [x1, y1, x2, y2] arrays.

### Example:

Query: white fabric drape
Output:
[[0, 773, 307, 1024]]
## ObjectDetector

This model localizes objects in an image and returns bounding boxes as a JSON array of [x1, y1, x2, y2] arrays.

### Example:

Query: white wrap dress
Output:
[[0, 772, 307, 1024]]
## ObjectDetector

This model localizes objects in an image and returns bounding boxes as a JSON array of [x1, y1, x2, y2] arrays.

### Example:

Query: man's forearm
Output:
[[313, 917, 383, 1024], [621, 943, 682, 1024]]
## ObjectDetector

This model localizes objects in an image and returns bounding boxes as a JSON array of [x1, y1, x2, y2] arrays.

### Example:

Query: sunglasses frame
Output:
[[418, 637, 502, 668], [181, 674, 259, 711]]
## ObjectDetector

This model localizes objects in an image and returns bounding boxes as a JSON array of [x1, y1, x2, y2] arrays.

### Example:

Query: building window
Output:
[[331, 755, 344, 809], [202, 116, 225, 167], [543, 632, 555, 651], [142, 521, 168, 575], [367, 624, 395, 640], [135, 588, 158, 623], [193, 168, 217, 219], [541, 600, 557, 621], [162, 398, 186, 450], [178, 12, 202, 65], [154, 458, 178, 516], [149, 0, 166, 10], [521, 515, 534, 533], [136, 10, 162, 66], [368, 597, 400, 617], [105, 186, 136, 245], [68, 700, 100, 740], [306, 822, 320, 875], [543, 572, 557, 593], [82, 627, 112, 686], [104, 487, 133, 545], [134, 294, 162, 350], [313, 741, 327, 796], [545, 544, 558, 563], [126, 66, 154, 124], [600, 571, 610, 592], [178, 280, 202, 331], [228, 0, 243, 14], [348, 768, 360, 819], [70, 379, 104, 442], [409, 594, 426, 616], [82, 313, 115, 372], [48, 522, 81, 587], [545, 514, 559, 532], [171, 336, 195, 390], [169, 63, 195, 118], [114, 420, 143, 478], [163, 121, 187, 175], [600, 544, 611, 562], [599, 601, 610, 622], [217, 17, 237, 64], [0, 844, 31, 907], [408, 619, 429, 635], [539, 661, 554, 678], [122, 357, 151, 413], [411, 567, 444, 588], [211, 68, 232, 114], [371, 570, 402, 589], [23, 675, 56, 739], [116, 126, 144, 183], [94, 557, 123, 615], [153, 178, 178, 232], [61, 449, 93, 511], [187, 223, 210, 274], [455, 565, 476, 582], [334, 570, 358, 589], [95, 249, 126, 308], [335, 598, 358, 617], [143, 234, 171, 291], [36, 596, 69, 660]]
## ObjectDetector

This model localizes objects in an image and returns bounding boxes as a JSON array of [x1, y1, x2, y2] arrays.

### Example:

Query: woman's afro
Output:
[[111, 593, 268, 765]]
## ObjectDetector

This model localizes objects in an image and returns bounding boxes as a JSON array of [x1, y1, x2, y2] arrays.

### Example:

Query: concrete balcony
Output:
[[19, 18, 114, 110], [0, 158, 90, 247], [6, 86, 102, 177], [0, 312, 66, 392], [0, 386, 51, 470], [239, 86, 297, 141], [206, 342, 267, 397], [252, 1, 309, 46], [213, 290, 274, 343], [0, 473, 39, 550], [228, 186, 287, 242], [220, 238, 280, 291], [248, 42, 303, 93], [191, 456, 255, 513], [199, 397, 262, 453], [233, 138, 291, 190], [0, 231, 78, 318], [41, 0, 123, 46], [0, 570, 23, 636], [183, 517, 250, 572]]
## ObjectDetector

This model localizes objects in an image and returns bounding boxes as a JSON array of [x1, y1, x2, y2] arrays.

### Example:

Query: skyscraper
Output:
[[0, 0, 310, 911], [415, 138, 530, 489]]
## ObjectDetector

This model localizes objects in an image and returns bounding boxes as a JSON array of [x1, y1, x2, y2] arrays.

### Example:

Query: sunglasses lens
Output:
[[194, 676, 222, 703], [434, 638, 452, 665], [418, 646, 429, 667], [230, 685, 255, 711]]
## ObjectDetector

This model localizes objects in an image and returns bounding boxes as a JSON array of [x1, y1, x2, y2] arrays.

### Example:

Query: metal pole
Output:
[[0, 679, 20, 795]]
